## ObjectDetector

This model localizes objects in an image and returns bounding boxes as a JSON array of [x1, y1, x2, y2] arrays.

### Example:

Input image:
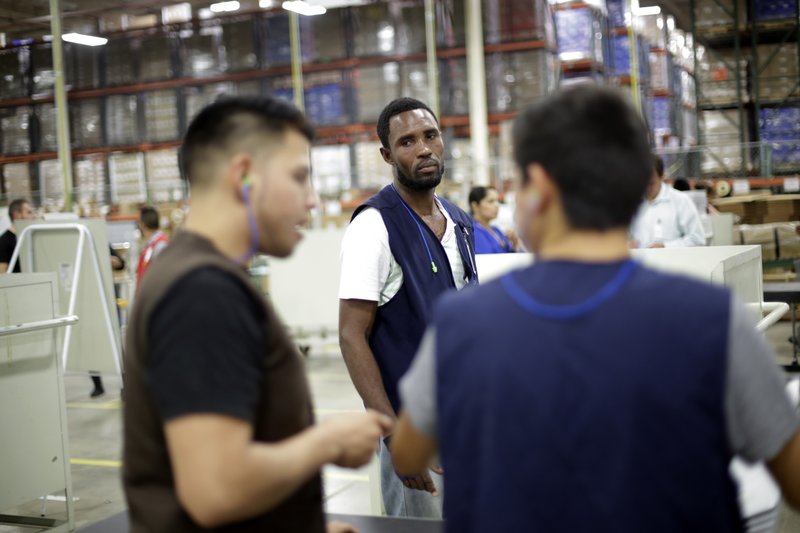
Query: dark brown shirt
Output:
[[123, 231, 324, 532]]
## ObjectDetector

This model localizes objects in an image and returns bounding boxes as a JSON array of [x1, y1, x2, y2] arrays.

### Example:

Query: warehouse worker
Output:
[[469, 185, 519, 253], [123, 96, 391, 533], [136, 205, 169, 288], [630, 155, 706, 248], [391, 86, 800, 533], [339, 97, 478, 518], [0, 198, 35, 273]]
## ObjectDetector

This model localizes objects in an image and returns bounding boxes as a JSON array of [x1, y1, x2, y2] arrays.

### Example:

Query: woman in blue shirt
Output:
[[468, 186, 518, 254]]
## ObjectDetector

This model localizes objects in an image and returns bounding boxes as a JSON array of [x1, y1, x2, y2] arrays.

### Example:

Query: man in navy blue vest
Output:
[[339, 97, 478, 518], [391, 86, 800, 532]]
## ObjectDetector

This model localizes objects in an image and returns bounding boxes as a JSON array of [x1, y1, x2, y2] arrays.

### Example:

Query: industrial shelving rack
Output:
[[0, 0, 561, 211]]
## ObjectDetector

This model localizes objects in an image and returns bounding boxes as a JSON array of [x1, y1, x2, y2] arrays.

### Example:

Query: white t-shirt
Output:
[[339, 201, 467, 306]]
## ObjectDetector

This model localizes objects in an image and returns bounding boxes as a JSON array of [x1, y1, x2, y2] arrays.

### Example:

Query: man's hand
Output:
[[397, 468, 438, 495], [327, 521, 358, 533], [321, 410, 393, 468]]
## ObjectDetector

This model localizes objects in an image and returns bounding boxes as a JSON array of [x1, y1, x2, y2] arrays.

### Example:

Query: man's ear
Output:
[[225, 154, 252, 200], [380, 146, 393, 165], [527, 163, 556, 213]]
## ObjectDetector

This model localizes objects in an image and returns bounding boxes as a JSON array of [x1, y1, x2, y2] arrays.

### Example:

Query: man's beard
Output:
[[396, 162, 445, 191]]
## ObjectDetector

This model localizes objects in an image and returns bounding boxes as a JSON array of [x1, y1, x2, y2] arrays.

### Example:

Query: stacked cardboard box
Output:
[[145, 149, 183, 203], [714, 193, 800, 224], [2, 162, 32, 200], [74, 156, 107, 206], [38, 159, 65, 212], [738, 223, 778, 260]]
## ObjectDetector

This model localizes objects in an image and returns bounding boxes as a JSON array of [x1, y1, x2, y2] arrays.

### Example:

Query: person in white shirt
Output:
[[630, 155, 706, 248]]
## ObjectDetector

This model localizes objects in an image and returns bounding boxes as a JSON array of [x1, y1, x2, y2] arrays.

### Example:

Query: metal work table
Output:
[[763, 281, 800, 370]]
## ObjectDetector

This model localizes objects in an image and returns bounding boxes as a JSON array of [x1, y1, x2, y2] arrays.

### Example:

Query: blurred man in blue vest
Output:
[[391, 86, 800, 533], [338, 97, 478, 518]]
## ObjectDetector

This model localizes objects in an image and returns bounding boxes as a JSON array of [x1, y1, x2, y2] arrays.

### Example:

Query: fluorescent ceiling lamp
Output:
[[210, 0, 240, 12], [282, 1, 327, 16], [62, 33, 108, 46], [259, 0, 276, 6], [634, 5, 662, 15]]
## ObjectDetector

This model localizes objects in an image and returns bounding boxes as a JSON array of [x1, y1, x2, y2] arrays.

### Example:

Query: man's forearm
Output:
[[340, 336, 396, 420], [175, 423, 337, 527]]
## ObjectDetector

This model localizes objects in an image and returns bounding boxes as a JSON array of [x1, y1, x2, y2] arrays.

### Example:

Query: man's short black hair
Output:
[[513, 86, 652, 230], [653, 154, 665, 178], [140, 206, 160, 231], [8, 198, 30, 221], [377, 97, 438, 149], [179, 96, 314, 188]]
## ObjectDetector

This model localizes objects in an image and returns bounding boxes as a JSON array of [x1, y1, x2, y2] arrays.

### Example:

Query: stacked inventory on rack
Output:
[[692, 0, 800, 176], [750, 0, 800, 174], [0, 0, 563, 211], [553, 0, 608, 86]]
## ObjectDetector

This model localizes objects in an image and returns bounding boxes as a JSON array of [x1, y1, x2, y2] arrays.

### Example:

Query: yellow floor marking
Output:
[[66, 400, 122, 410], [70, 458, 122, 468]]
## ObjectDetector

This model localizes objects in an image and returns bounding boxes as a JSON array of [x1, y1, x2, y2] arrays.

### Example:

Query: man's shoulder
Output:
[[0, 229, 15, 244]]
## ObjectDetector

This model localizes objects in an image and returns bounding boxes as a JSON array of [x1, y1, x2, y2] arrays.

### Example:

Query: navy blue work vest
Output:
[[352, 184, 478, 413], [433, 260, 742, 533]]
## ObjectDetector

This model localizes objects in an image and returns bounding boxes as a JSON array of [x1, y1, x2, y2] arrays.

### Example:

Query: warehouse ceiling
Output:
[[0, 0, 693, 48], [0, 0, 374, 44], [0, 0, 219, 42]]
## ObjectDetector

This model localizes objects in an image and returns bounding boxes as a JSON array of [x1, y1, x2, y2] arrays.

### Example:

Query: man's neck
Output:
[[537, 228, 631, 263], [393, 179, 437, 216], [647, 182, 664, 202], [7, 223, 15, 235], [182, 199, 250, 264]]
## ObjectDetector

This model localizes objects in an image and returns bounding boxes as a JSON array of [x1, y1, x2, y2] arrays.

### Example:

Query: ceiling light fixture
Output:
[[634, 5, 662, 16], [282, 1, 327, 16], [209, 0, 240, 12], [62, 33, 108, 46]]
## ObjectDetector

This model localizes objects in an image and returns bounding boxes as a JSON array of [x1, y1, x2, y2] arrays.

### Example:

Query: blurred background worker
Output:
[[0, 199, 36, 273], [630, 155, 705, 248], [136, 205, 169, 288], [391, 86, 800, 533], [469, 186, 519, 254]]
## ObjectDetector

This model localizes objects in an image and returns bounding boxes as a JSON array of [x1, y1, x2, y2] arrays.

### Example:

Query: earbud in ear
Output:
[[241, 176, 253, 202]]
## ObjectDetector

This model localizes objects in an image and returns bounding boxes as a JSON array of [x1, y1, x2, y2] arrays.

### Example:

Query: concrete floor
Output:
[[2, 326, 800, 532]]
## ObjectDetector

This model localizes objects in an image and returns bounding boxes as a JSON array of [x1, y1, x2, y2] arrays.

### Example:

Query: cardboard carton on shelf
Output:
[[738, 223, 778, 260], [777, 222, 800, 259]]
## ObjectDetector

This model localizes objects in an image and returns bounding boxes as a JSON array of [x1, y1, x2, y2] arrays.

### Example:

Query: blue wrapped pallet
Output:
[[555, 8, 604, 64], [304, 83, 346, 126], [649, 96, 673, 137], [760, 107, 800, 170], [606, 0, 627, 28], [753, 0, 798, 21], [612, 35, 631, 75]]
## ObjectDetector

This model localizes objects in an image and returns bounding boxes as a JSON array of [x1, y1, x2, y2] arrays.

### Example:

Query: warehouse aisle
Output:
[[2, 327, 800, 532]]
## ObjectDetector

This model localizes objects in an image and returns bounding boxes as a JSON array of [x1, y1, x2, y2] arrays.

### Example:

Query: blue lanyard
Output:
[[500, 260, 637, 320], [390, 184, 439, 274]]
